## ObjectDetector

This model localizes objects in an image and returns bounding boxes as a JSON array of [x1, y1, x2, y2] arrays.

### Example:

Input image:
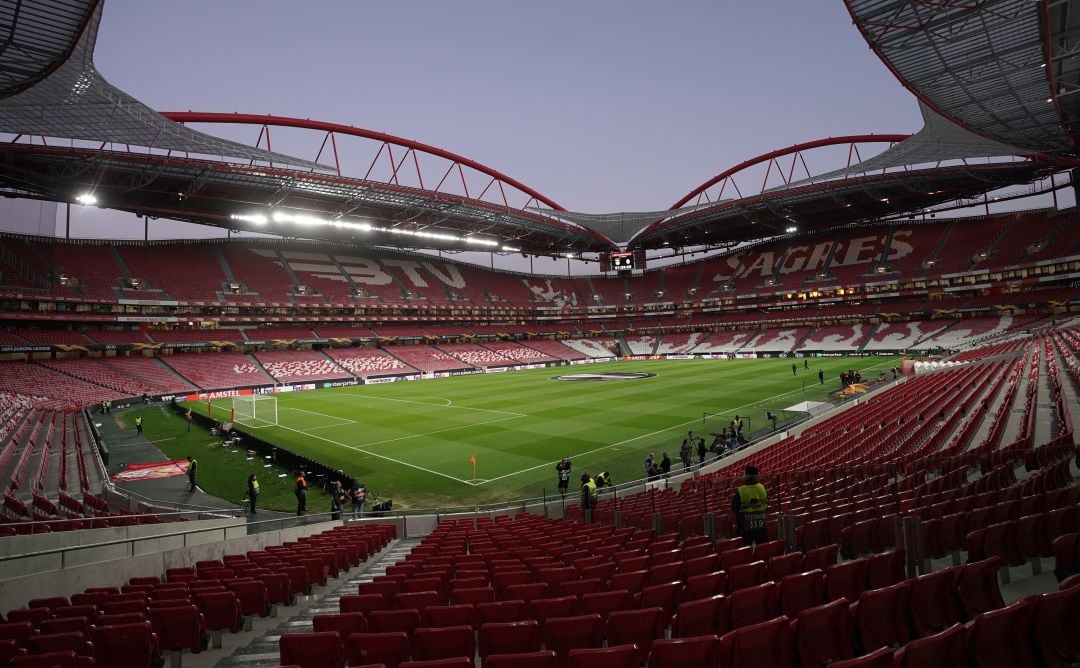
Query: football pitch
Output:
[[194, 357, 899, 509]]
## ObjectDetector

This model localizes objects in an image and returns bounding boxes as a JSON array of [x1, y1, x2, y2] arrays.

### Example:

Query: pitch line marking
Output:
[[270, 422, 475, 485], [280, 405, 358, 427], [317, 392, 526, 418], [306, 414, 525, 449], [473, 358, 899, 487]]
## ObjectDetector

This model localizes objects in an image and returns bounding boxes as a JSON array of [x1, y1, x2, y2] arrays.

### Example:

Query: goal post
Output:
[[232, 394, 278, 427]]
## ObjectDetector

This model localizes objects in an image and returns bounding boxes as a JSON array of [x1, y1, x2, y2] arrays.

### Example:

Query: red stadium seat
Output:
[[149, 604, 207, 654], [348, 632, 410, 668], [411, 625, 474, 662], [964, 598, 1037, 668], [478, 620, 542, 660], [908, 567, 962, 637], [577, 591, 628, 622], [792, 599, 856, 666], [566, 644, 638, 668], [483, 650, 557, 668], [851, 581, 912, 651], [91, 622, 161, 668], [424, 605, 475, 629], [648, 634, 721, 668], [719, 616, 793, 668], [673, 594, 729, 638], [893, 623, 967, 668], [778, 569, 825, 618], [279, 631, 345, 668], [728, 582, 779, 629], [956, 557, 1005, 619], [541, 614, 603, 668], [605, 607, 666, 661]]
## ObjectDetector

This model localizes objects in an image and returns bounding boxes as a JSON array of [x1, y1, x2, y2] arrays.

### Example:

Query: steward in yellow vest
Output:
[[732, 465, 768, 543]]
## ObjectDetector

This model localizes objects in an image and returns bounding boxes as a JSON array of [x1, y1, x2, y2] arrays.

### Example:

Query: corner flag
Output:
[[470, 453, 476, 481]]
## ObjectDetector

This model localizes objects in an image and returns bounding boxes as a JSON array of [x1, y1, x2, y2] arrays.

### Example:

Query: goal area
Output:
[[232, 394, 278, 427]]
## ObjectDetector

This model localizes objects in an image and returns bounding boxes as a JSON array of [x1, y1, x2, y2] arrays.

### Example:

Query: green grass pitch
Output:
[[177, 356, 898, 510]]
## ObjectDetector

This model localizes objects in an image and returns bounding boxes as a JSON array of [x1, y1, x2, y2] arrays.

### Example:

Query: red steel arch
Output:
[[669, 134, 911, 210], [160, 111, 566, 213]]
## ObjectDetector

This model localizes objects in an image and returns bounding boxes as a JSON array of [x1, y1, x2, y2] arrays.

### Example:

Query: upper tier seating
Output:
[[17, 330, 94, 346], [253, 351, 351, 383], [243, 327, 318, 341], [148, 329, 246, 344], [0, 212, 1073, 313], [159, 353, 274, 390], [84, 329, 153, 345], [323, 348, 417, 376], [45, 243, 122, 301], [313, 325, 379, 339], [221, 245, 296, 304], [117, 244, 228, 302]]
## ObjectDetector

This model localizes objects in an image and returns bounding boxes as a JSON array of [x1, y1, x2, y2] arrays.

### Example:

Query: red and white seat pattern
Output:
[[438, 344, 514, 368], [253, 351, 351, 382], [655, 332, 708, 354], [159, 353, 274, 390], [917, 317, 1014, 350], [801, 324, 872, 351], [625, 335, 658, 355], [864, 321, 948, 351], [690, 331, 754, 353], [389, 345, 473, 372], [481, 341, 559, 363], [563, 338, 618, 358], [323, 348, 415, 376], [516, 339, 587, 361]]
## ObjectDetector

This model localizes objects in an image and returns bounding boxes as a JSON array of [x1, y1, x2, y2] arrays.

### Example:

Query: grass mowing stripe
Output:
[[183, 356, 898, 508]]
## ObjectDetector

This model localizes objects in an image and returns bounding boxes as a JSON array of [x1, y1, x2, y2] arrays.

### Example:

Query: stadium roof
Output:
[[846, 0, 1080, 154], [0, 0, 1074, 256]]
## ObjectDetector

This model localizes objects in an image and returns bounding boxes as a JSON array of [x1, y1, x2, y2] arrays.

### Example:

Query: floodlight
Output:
[[785, 225, 798, 233], [76, 193, 97, 206]]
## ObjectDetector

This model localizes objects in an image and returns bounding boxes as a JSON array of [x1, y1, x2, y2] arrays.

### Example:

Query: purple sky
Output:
[[92, 0, 921, 218]]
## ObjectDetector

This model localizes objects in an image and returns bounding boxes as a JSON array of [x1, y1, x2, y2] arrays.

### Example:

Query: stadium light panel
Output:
[[230, 213, 268, 225], [76, 193, 97, 206], [785, 225, 798, 233]]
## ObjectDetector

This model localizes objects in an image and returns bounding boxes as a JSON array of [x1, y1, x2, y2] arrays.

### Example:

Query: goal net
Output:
[[232, 394, 278, 427]]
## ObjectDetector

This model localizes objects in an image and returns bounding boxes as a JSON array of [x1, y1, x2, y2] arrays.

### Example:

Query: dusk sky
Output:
[[81, 0, 922, 233]]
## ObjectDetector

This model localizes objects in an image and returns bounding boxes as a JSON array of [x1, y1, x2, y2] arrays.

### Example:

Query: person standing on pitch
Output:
[[792, 362, 798, 376], [246, 473, 259, 514], [555, 458, 572, 497], [294, 469, 308, 515], [732, 465, 769, 543], [135, 416, 143, 435], [818, 369, 824, 385], [350, 480, 367, 519], [804, 358, 809, 370], [186, 456, 197, 492]]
